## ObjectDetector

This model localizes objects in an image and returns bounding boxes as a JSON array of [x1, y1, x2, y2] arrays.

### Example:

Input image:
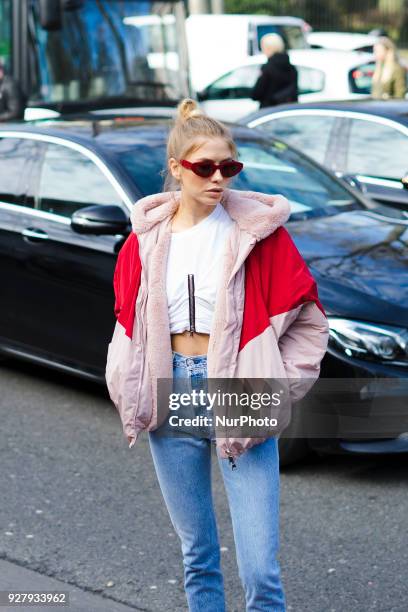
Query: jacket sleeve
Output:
[[251, 66, 269, 101], [392, 65, 407, 98], [264, 227, 329, 402], [277, 298, 329, 403], [112, 232, 142, 339]]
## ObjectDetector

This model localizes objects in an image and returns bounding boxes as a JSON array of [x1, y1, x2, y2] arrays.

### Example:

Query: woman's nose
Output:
[[212, 169, 224, 181]]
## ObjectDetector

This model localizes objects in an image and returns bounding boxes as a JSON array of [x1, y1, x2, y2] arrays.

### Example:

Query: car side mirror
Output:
[[338, 173, 365, 194], [71, 204, 130, 235], [401, 173, 408, 190], [196, 88, 209, 102]]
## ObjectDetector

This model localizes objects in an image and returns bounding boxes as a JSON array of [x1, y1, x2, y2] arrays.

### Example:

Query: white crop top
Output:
[[166, 202, 234, 334]]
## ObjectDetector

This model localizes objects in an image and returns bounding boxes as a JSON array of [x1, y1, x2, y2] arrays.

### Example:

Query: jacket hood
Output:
[[131, 188, 291, 241]]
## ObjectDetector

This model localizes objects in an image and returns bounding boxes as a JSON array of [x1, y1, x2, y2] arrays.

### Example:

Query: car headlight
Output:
[[328, 318, 408, 366]]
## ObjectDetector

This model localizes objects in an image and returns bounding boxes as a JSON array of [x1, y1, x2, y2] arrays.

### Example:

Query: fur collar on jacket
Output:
[[130, 188, 291, 241]]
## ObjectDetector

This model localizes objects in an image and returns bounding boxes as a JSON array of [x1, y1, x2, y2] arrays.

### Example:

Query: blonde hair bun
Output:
[[176, 98, 204, 122]]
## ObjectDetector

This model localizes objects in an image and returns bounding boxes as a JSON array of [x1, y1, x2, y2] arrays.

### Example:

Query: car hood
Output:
[[289, 209, 408, 328]]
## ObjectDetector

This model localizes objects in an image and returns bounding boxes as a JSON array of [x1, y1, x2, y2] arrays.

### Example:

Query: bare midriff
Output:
[[170, 330, 210, 356]]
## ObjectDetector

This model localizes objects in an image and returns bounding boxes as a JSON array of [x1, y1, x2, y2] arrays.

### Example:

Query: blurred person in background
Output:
[[251, 33, 298, 108], [371, 36, 407, 99], [0, 60, 26, 121], [368, 27, 389, 37]]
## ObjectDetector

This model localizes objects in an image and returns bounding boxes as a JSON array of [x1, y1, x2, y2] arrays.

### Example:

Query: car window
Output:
[[349, 63, 375, 94], [232, 139, 360, 216], [346, 119, 408, 180], [37, 143, 123, 217], [119, 139, 166, 196], [0, 137, 40, 207], [206, 65, 260, 99], [255, 24, 308, 51], [281, 25, 309, 50], [296, 66, 325, 94], [259, 114, 336, 165], [118, 136, 362, 218], [354, 45, 374, 53]]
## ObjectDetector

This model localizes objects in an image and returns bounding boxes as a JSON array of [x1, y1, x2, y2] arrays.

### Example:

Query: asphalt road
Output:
[[0, 358, 407, 612]]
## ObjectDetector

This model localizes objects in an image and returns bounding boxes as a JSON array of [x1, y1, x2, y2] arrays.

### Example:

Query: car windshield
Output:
[[118, 134, 364, 219], [256, 25, 308, 50]]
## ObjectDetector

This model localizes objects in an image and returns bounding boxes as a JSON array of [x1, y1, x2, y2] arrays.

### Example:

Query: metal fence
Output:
[[225, 0, 408, 47]]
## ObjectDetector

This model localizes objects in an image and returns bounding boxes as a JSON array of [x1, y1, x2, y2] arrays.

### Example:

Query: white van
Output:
[[186, 14, 310, 92]]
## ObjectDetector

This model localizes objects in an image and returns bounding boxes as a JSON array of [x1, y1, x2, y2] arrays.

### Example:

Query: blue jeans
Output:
[[148, 351, 286, 612]]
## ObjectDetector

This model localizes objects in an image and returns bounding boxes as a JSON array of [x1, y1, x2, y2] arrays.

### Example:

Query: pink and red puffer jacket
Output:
[[105, 188, 329, 460]]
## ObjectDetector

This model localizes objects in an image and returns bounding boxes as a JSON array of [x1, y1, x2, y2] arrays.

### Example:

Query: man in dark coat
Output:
[[251, 33, 298, 108], [0, 61, 26, 121]]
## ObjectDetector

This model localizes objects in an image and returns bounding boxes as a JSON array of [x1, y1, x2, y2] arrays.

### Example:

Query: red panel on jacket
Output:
[[113, 233, 142, 339], [239, 226, 326, 351]]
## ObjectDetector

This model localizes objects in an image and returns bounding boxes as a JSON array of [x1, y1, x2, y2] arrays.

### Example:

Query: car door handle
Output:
[[22, 227, 49, 241]]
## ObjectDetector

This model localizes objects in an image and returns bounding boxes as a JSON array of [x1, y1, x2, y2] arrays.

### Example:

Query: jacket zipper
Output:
[[188, 273, 196, 336], [134, 287, 145, 430], [225, 449, 237, 470], [132, 246, 148, 438], [222, 238, 256, 468]]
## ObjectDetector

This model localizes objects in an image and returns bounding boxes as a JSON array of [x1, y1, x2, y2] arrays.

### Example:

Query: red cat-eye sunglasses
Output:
[[180, 158, 244, 178]]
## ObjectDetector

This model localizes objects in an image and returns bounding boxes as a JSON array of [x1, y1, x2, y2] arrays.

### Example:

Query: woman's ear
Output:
[[168, 157, 181, 181]]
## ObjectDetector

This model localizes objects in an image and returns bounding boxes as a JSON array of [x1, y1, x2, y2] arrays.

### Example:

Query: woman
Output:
[[371, 36, 407, 100], [251, 33, 298, 108], [106, 98, 329, 611]]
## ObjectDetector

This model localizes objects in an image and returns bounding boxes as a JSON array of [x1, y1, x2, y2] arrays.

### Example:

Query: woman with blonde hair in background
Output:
[[106, 97, 329, 611], [371, 36, 407, 99]]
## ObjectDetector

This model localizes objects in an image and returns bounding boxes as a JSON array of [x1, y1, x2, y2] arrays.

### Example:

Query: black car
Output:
[[0, 117, 407, 465], [241, 100, 408, 212]]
